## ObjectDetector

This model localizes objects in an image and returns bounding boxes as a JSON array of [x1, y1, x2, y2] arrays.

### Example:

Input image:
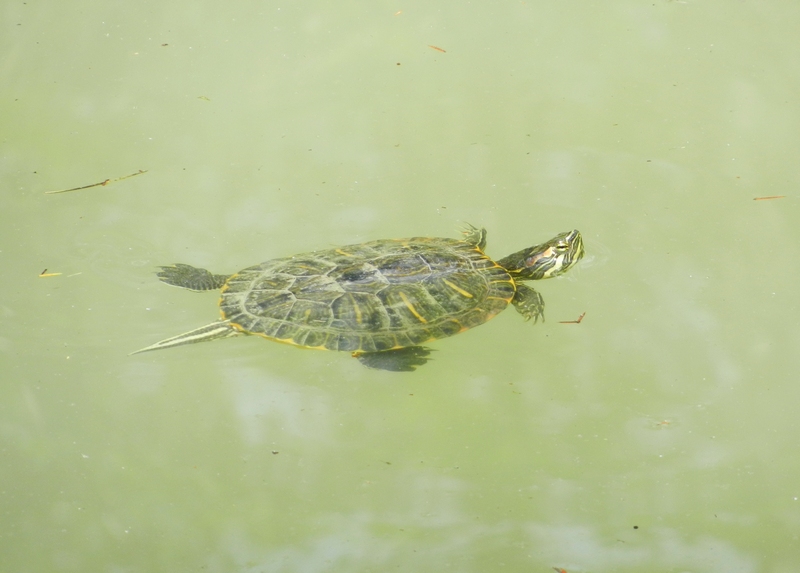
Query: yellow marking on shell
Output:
[[335, 249, 355, 257], [353, 301, 363, 324], [352, 345, 402, 357], [238, 326, 332, 351], [443, 279, 474, 298], [219, 272, 239, 293], [351, 334, 440, 357], [488, 278, 518, 300], [398, 292, 428, 323], [486, 296, 514, 305]]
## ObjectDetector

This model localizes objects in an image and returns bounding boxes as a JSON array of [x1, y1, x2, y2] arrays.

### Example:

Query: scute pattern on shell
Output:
[[218, 237, 516, 352]]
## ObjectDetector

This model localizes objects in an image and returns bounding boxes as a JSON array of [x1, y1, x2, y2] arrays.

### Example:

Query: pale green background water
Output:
[[2, 1, 800, 572]]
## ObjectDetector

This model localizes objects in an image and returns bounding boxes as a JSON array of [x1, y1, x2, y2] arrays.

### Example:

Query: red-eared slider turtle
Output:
[[133, 227, 584, 371]]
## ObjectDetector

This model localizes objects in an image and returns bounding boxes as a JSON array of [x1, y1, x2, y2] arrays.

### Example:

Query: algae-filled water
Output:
[[2, 2, 800, 571]]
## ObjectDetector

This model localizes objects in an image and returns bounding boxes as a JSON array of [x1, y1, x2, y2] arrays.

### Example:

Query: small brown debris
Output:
[[753, 195, 785, 201], [427, 45, 446, 53], [559, 312, 586, 324]]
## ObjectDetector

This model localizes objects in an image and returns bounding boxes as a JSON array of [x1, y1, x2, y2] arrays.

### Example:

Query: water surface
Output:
[[2, 1, 800, 571]]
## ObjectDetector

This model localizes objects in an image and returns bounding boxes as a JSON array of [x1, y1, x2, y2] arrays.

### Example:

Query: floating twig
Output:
[[427, 45, 446, 53], [39, 269, 62, 278], [559, 312, 586, 324], [44, 169, 148, 195], [753, 195, 785, 201]]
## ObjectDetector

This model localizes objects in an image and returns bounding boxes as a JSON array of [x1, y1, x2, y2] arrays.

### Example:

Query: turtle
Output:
[[132, 227, 584, 371]]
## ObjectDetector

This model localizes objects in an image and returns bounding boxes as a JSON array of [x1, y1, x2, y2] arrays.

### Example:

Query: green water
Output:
[[3, 1, 800, 571]]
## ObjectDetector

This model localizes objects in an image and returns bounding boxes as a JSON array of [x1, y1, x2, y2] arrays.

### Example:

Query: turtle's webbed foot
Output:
[[354, 346, 433, 372], [157, 264, 229, 291], [460, 224, 487, 251], [512, 284, 545, 323]]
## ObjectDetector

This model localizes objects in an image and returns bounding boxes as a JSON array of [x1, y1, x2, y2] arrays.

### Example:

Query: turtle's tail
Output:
[[130, 320, 239, 355]]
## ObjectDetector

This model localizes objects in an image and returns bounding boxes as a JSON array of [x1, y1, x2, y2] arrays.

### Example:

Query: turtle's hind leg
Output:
[[158, 264, 230, 291], [131, 321, 239, 355]]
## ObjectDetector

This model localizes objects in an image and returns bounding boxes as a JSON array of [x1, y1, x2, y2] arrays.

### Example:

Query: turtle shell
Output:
[[218, 237, 516, 353]]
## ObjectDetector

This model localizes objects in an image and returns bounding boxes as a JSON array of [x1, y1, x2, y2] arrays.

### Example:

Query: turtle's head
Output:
[[497, 229, 584, 280]]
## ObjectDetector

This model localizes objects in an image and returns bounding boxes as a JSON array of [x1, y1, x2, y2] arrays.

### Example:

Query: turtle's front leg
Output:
[[511, 284, 545, 323]]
